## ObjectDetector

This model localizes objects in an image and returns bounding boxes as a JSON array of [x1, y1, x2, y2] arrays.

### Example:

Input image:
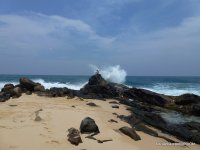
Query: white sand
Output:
[[0, 94, 199, 150]]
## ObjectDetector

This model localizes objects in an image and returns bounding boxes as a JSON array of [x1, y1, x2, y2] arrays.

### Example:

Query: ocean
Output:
[[0, 75, 200, 96]]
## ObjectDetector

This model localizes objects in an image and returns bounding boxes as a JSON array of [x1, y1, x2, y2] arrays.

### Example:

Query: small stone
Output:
[[86, 102, 98, 107], [108, 119, 118, 123], [67, 128, 82, 146], [109, 101, 119, 104], [112, 105, 119, 109]]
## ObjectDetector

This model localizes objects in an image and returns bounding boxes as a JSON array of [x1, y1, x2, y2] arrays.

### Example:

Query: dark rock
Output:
[[86, 102, 98, 107], [123, 88, 172, 106], [158, 135, 177, 143], [19, 78, 37, 91], [0, 92, 10, 102], [9, 104, 18, 107], [34, 84, 45, 92], [125, 100, 200, 144], [1, 84, 18, 98], [80, 117, 100, 134], [134, 123, 158, 137], [85, 135, 97, 141], [13, 87, 22, 97], [119, 126, 141, 141], [87, 73, 107, 86], [97, 139, 113, 143], [47, 87, 76, 97], [26, 91, 32, 95], [109, 101, 119, 104], [175, 94, 200, 105], [80, 73, 128, 98], [36, 91, 46, 97], [117, 113, 142, 127], [112, 113, 119, 116], [1, 84, 14, 92], [112, 105, 119, 109], [192, 104, 200, 115], [108, 119, 118, 123], [67, 128, 82, 146]]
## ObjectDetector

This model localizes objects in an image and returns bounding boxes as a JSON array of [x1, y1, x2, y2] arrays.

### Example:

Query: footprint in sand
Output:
[[9, 145, 19, 149], [40, 133, 46, 137], [51, 140, 59, 144]]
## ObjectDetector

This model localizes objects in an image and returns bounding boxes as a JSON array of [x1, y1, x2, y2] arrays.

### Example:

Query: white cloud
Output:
[[111, 16, 200, 75], [0, 13, 114, 57]]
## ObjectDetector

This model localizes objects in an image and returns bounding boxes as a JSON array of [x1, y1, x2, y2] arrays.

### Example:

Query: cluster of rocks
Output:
[[0, 78, 45, 102], [119, 99, 200, 144], [67, 117, 100, 145], [68, 117, 141, 146], [1, 73, 200, 144]]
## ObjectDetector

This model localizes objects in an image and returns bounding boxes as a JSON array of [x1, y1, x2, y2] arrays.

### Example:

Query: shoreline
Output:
[[0, 94, 199, 150], [0, 73, 200, 149]]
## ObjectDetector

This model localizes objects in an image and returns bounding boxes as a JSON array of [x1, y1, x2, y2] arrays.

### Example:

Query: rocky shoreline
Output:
[[0, 73, 200, 144]]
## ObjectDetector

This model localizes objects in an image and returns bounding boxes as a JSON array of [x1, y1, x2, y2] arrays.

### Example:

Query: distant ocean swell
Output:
[[1, 65, 200, 96], [0, 79, 87, 91], [0, 78, 200, 96], [137, 83, 200, 96]]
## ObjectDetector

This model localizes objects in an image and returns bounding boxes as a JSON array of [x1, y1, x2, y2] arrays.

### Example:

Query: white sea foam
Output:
[[32, 79, 87, 90], [0, 79, 87, 90], [89, 65, 127, 84], [138, 84, 200, 96], [0, 81, 18, 90]]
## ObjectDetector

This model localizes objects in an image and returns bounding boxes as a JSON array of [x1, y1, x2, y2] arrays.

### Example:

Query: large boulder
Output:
[[19, 78, 37, 91], [46, 87, 75, 97], [34, 84, 45, 92], [1, 84, 20, 98], [67, 128, 82, 146], [88, 73, 108, 86], [123, 88, 172, 106], [80, 73, 127, 98], [192, 104, 200, 115], [1, 84, 14, 93], [175, 94, 200, 105], [0, 92, 10, 102], [13, 87, 22, 98], [80, 117, 100, 134], [124, 99, 200, 144], [119, 126, 141, 141]]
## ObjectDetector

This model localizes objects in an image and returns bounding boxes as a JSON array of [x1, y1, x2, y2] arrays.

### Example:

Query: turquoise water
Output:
[[0, 75, 200, 96]]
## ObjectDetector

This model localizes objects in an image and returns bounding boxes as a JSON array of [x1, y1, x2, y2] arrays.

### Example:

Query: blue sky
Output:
[[0, 0, 200, 75]]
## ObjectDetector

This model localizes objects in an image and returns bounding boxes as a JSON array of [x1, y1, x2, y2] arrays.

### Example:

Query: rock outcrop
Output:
[[123, 88, 172, 107], [120, 98, 200, 144], [80, 73, 128, 98], [19, 78, 37, 91], [119, 126, 141, 141], [1, 73, 200, 144]]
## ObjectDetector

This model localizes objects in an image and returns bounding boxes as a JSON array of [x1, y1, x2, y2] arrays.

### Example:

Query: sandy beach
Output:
[[0, 94, 199, 150]]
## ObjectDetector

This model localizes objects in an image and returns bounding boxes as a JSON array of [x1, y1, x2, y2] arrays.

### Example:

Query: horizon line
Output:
[[0, 74, 200, 77]]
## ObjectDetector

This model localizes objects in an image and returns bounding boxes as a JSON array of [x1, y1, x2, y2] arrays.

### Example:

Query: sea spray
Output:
[[32, 79, 86, 90], [89, 65, 127, 84]]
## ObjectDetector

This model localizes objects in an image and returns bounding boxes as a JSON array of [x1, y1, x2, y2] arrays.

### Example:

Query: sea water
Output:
[[0, 75, 200, 96]]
